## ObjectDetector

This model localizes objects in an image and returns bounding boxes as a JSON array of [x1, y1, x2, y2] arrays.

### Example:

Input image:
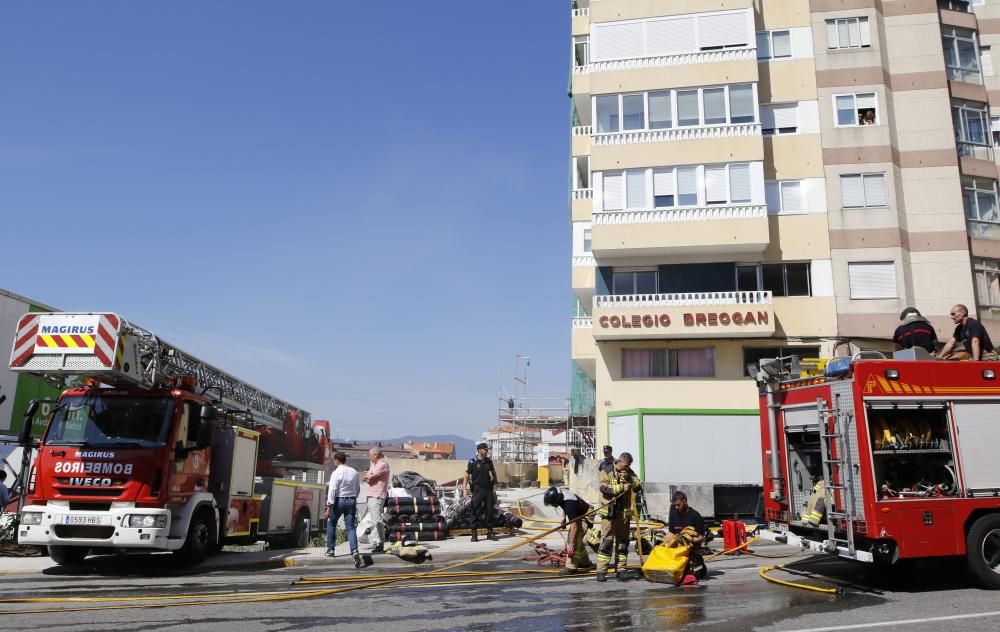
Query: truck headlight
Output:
[[20, 512, 43, 526], [127, 515, 167, 528]]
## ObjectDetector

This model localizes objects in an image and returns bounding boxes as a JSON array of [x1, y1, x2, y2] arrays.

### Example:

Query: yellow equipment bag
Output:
[[642, 539, 692, 585]]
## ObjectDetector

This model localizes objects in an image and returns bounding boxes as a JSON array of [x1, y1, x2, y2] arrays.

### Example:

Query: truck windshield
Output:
[[45, 395, 175, 448]]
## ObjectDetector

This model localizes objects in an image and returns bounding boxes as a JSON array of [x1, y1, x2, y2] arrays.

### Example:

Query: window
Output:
[[974, 258, 1000, 307], [848, 262, 897, 299], [729, 164, 751, 203], [649, 91, 672, 129], [834, 93, 878, 127], [992, 115, 1000, 148], [622, 94, 645, 131], [622, 348, 715, 378], [573, 35, 589, 68], [982, 45, 994, 77], [602, 163, 756, 210], [840, 174, 887, 208], [943, 26, 981, 83], [736, 262, 812, 296], [698, 12, 750, 50], [596, 95, 619, 133], [677, 166, 698, 205], [826, 17, 871, 50], [705, 165, 728, 204], [582, 229, 592, 254], [761, 103, 798, 135], [591, 11, 751, 62], [653, 168, 675, 207], [765, 181, 804, 213], [603, 171, 625, 209], [940, 1, 973, 13], [729, 85, 755, 123], [743, 346, 820, 377], [703, 88, 727, 125], [757, 30, 792, 60], [953, 100, 992, 159], [573, 156, 590, 190], [963, 176, 1000, 224], [625, 169, 646, 208], [677, 90, 700, 126], [612, 270, 657, 295]]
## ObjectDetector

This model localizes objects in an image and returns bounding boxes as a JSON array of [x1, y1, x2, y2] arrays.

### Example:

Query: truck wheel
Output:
[[175, 508, 216, 565], [48, 545, 89, 566], [966, 514, 1000, 589]]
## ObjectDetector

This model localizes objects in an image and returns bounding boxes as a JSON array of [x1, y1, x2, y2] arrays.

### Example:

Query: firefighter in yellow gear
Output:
[[803, 478, 826, 526], [596, 452, 642, 582]]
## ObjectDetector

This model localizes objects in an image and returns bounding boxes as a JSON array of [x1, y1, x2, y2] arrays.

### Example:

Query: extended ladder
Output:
[[10, 312, 308, 430], [817, 397, 857, 556]]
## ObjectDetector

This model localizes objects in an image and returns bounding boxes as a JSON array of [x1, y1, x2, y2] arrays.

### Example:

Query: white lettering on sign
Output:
[[67, 477, 114, 487], [78, 451, 116, 458], [54, 461, 133, 475]]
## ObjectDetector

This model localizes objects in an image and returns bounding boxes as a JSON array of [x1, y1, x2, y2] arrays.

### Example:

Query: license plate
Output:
[[63, 514, 110, 526]]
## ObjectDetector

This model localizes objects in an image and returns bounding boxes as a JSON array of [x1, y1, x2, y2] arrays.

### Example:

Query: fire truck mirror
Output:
[[18, 400, 39, 445], [200, 404, 217, 422], [195, 406, 216, 449]]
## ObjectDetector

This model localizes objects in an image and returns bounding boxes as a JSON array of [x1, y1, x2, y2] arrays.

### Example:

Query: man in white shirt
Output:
[[323, 452, 363, 568]]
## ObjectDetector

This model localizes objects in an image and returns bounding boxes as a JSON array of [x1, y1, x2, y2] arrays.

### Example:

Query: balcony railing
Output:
[[571, 7, 590, 17], [572, 317, 593, 328], [958, 141, 994, 161], [595, 291, 773, 309], [592, 204, 767, 225], [572, 255, 595, 267], [573, 125, 593, 136], [592, 123, 761, 146], [574, 48, 756, 75], [572, 188, 594, 200]]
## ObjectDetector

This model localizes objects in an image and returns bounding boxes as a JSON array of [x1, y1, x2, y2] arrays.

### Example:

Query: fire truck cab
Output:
[[758, 353, 1000, 588]]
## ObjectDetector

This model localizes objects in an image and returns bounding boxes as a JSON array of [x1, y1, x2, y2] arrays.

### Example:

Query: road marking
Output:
[[782, 610, 1000, 632]]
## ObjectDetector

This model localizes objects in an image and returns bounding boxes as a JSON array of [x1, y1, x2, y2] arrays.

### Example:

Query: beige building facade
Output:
[[569, 0, 1000, 505]]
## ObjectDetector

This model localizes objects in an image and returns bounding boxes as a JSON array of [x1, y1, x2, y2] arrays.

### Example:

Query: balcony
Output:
[[572, 125, 592, 155], [592, 291, 775, 340], [591, 204, 769, 257], [573, 48, 757, 76], [572, 256, 596, 304], [592, 123, 761, 147], [572, 318, 597, 379]]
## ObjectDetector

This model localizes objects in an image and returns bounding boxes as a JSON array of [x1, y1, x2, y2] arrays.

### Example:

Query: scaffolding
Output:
[[492, 354, 596, 464]]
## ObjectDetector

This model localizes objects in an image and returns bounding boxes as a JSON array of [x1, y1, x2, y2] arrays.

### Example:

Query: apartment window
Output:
[[703, 88, 727, 125], [592, 12, 750, 62], [626, 169, 646, 208], [765, 181, 804, 213], [943, 27, 982, 83], [848, 262, 897, 299], [940, 1, 973, 12], [729, 85, 755, 123], [602, 169, 647, 210], [736, 262, 811, 297], [653, 168, 675, 207], [729, 163, 752, 203], [953, 100, 992, 158], [840, 174, 888, 208], [982, 45, 994, 77], [649, 91, 672, 129], [761, 103, 798, 135], [974, 258, 1000, 307], [583, 229, 592, 254], [962, 176, 1000, 223], [612, 269, 658, 295], [573, 35, 589, 67], [597, 85, 756, 132], [677, 90, 700, 127], [622, 94, 645, 131], [699, 12, 750, 50], [622, 348, 715, 378], [757, 30, 792, 60], [596, 95, 620, 133], [992, 116, 1000, 148], [604, 163, 754, 210], [743, 346, 820, 377], [826, 17, 871, 50], [834, 93, 878, 127], [677, 166, 698, 205], [573, 156, 590, 190]]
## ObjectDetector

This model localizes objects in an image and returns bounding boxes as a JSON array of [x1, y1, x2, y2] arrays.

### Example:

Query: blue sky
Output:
[[0, 2, 571, 440]]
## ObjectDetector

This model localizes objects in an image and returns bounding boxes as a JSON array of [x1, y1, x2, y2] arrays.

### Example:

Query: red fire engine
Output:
[[756, 352, 1000, 588], [9, 312, 330, 565]]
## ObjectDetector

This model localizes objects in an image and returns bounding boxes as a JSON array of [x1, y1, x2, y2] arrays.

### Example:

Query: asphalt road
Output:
[[3, 555, 1000, 631]]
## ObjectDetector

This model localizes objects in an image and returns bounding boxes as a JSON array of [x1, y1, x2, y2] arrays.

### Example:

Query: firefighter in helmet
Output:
[[596, 452, 642, 582], [543, 486, 593, 575]]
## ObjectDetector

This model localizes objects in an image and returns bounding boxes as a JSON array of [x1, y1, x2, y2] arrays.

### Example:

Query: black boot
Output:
[[471, 529, 479, 542], [487, 530, 498, 541]]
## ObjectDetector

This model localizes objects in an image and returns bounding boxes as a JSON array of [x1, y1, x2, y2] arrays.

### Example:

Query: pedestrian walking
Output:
[[323, 452, 363, 568], [463, 442, 498, 541], [361, 446, 390, 553]]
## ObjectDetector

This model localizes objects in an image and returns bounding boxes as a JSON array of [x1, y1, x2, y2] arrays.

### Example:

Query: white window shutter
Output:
[[860, 18, 872, 47], [856, 93, 877, 110], [604, 171, 625, 210], [729, 164, 751, 203], [699, 12, 749, 48], [705, 166, 728, 203], [592, 23, 644, 62], [765, 182, 781, 212], [677, 166, 698, 200], [653, 168, 675, 196], [626, 169, 647, 208], [848, 20, 861, 48], [781, 181, 804, 211], [983, 46, 995, 77], [647, 17, 696, 55], [772, 103, 799, 129], [841, 175, 865, 207], [592, 172, 604, 210], [849, 262, 897, 299], [772, 31, 792, 58], [760, 105, 777, 130], [863, 174, 888, 207], [756, 32, 771, 59], [826, 21, 839, 49]]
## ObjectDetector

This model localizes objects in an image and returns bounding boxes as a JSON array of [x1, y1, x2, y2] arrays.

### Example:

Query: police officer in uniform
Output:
[[597, 445, 615, 477], [463, 442, 498, 542]]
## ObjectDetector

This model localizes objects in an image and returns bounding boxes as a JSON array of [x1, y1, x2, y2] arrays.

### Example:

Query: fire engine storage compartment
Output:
[[866, 402, 959, 499], [781, 403, 823, 524]]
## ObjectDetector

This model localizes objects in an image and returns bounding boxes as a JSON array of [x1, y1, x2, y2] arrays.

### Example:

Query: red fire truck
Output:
[[756, 353, 1000, 587], [9, 312, 329, 565]]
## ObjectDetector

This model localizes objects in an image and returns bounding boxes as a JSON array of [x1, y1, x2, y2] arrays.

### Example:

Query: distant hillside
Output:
[[362, 434, 477, 460]]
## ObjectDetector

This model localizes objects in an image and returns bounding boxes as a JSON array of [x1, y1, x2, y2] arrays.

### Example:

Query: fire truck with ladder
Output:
[[9, 312, 330, 565], [756, 351, 1000, 588]]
